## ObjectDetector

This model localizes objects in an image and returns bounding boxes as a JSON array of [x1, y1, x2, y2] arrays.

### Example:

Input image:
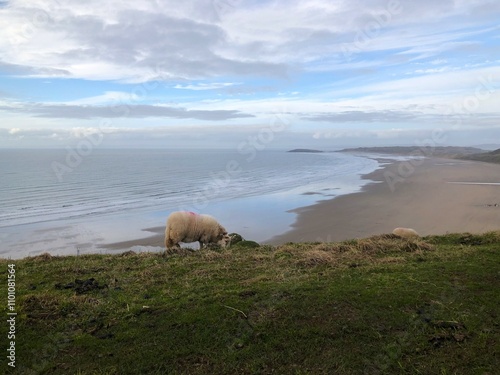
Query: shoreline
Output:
[[1, 151, 381, 259], [102, 156, 500, 251], [6, 156, 498, 258], [268, 157, 500, 244], [98, 157, 384, 253], [102, 226, 165, 251]]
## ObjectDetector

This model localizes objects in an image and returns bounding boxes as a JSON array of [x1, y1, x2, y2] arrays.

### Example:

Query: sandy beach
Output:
[[269, 157, 500, 244], [103, 157, 500, 250]]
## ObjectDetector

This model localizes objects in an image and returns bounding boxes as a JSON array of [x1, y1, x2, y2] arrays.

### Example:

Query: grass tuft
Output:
[[28, 252, 54, 262]]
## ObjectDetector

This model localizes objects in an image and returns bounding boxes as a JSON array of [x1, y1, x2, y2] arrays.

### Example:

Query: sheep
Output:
[[392, 227, 420, 238], [164, 211, 230, 250]]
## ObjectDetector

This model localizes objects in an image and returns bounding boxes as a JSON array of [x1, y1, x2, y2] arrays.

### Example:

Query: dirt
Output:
[[55, 278, 108, 294]]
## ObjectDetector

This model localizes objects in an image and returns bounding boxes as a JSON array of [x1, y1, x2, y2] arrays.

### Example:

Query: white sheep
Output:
[[392, 227, 420, 238], [164, 211, 230, 249]]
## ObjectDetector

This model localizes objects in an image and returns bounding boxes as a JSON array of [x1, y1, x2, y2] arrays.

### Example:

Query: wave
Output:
[[0, 149, 379, 228]]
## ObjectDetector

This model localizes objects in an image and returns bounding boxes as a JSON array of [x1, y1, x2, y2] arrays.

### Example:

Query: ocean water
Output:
[[0, 149, 380, 258]]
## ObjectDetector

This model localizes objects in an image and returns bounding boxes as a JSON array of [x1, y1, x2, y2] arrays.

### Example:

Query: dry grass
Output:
[[300, 249, 337, 266], [164, 247, 196, 256], [200, 249, 233, 261], [21, 294, 62, 326], [274, 235, 435, 268], [28, 252, 54, 262]]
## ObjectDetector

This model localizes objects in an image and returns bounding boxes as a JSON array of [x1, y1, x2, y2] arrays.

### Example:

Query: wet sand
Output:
[[102, 157, 500, 250], [268, 158, 500, 244], [102, 226, 165, 250]]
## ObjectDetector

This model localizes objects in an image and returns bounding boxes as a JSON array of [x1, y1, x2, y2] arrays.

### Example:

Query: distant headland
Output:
[[337, 146, 500, 164], [337, 146, 484, 157], [287, 148, 324, 153], [287, 146, 500, 164]]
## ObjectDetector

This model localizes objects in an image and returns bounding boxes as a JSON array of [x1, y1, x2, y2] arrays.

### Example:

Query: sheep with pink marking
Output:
[[165, 211, 231, 250]]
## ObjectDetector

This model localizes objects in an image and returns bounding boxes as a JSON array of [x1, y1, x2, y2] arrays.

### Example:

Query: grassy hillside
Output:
[[338, 146, 500, 165], [458, 148, 500, 164], [338, 146, 485, 158], [2, 233, 499, 374]]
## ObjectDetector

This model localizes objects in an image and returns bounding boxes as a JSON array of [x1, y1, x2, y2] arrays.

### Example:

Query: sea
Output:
[[0, 148, 382, 258]]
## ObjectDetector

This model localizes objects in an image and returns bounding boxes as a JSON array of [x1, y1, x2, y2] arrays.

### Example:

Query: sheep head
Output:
[[217, 228, 231, 248]]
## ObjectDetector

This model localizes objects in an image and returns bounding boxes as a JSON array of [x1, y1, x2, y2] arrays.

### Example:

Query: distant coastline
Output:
[[288, 145, 488, 157], [337, 145, 484, 157], [287, 148, 324, 153], [458, 148, 500, 164], [286, 146, 500, 165], [337, 146, 500, 164]]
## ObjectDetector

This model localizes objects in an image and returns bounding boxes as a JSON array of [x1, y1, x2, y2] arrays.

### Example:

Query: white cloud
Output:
[[1, 0, 498, 82], [0, 0, 499, 148], [0, 102, 255, 120], [67, 91, 142, 105], [174, 82, 240, 91]]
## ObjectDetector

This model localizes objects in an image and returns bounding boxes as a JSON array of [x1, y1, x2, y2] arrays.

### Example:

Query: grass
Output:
[[1, 232, 499, 374], [458, 148, 500, 164]]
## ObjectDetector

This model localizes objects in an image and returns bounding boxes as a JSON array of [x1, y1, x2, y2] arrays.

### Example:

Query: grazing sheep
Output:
[[392, 227, 420, 238], [165, 211, 230, 249]]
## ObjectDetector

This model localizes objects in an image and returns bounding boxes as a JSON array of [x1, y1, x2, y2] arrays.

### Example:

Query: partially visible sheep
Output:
[[165, 211, 230, 249], [392, 227, 420, 238]]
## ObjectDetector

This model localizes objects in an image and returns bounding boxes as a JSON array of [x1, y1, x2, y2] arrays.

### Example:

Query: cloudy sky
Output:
[[0, 0, 499, 149]]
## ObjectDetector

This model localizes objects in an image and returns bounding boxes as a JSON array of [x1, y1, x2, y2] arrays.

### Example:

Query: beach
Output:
[[103, 157, 500, 250], [269, 157, 500, 244]]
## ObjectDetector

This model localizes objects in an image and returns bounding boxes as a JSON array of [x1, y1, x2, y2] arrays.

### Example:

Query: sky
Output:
[[0, 0, 499, 149]]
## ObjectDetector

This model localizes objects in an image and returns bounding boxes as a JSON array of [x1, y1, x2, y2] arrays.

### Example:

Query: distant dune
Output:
[[458, 148, 500, 164], [338, 146, 485, 157], [287, 146, 500, 164], [336, 145, 500, 165]]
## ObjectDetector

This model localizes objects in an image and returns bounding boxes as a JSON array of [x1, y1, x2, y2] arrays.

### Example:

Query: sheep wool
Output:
[[165, 211, 230, 249], [392, 227, 420, 238]]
